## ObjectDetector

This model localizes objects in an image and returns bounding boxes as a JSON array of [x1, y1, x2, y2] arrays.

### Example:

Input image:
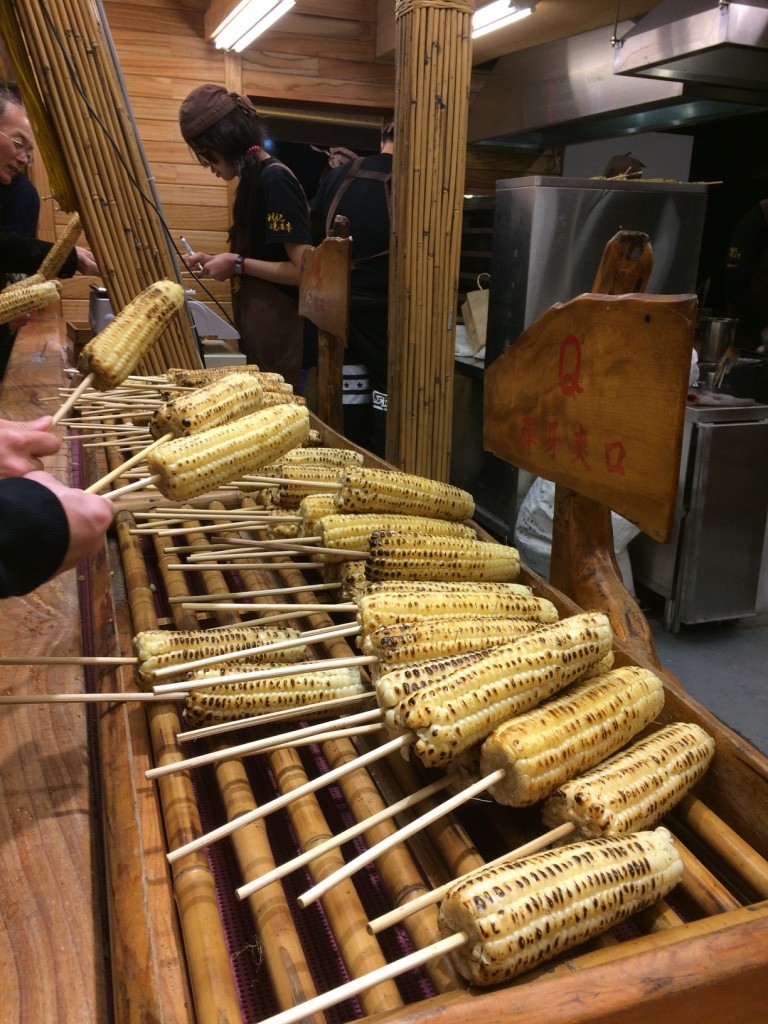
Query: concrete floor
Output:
[[644, 599, 768, 757]]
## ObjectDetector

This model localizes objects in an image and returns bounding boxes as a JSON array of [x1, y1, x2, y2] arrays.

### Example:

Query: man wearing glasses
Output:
[[0, 88, 98, 377]]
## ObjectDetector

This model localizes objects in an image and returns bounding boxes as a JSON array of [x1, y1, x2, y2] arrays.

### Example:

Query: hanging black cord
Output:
[[611, 0, 623, 47]]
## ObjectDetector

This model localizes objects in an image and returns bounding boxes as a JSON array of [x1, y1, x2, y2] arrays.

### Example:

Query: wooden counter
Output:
[[0, 310, 109, 1021], [2, 310, 768, 1024]]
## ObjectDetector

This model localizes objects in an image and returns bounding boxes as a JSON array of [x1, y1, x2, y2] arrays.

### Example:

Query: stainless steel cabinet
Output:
[[631, 403, 768, 630]]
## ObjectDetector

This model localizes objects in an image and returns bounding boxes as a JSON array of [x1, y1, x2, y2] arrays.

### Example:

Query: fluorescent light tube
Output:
[[472, 2, 533, 40], [211, 0, 295, 51]]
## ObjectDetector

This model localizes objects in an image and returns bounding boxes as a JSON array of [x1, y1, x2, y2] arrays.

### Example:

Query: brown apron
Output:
[[233, 275, 303, 390]]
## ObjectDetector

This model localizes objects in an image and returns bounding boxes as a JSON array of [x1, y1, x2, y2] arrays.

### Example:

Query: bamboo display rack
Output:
[[2, 0, 200, 373], [62, 386, 767, 1024]]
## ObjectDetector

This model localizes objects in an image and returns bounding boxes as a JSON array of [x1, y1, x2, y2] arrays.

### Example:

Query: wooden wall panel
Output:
[[96, 0, 397, 330]]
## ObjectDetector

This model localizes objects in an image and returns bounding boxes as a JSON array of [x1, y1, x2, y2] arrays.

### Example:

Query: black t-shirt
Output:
[[0, 477, 70, 598], [230, 159, 312, 268], [0, 173, 40, 238]]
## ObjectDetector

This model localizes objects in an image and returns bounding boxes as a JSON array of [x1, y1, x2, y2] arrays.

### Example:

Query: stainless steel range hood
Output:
[[614, 0, 768, 95], [468, 11, 768, 150]]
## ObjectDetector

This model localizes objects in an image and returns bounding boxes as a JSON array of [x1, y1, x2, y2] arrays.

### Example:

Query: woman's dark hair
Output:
[[188, 105, 270, 253], [189, 105, 267, 170]]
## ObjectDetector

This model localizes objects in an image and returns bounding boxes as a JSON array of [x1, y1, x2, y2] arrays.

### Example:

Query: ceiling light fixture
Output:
[[472, 2, 535, 40], [209, 0, 296, 52]]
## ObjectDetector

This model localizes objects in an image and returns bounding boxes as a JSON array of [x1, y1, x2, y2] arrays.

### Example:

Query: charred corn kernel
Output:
[[357, 583, 557, 634], [298, 493, 339, 535], [146, 403, 310, 502], [480, 665, 666, 807], [439, 827, 683, 985], [336, 466, 475, 522], [148, 371, 265, 440], [396, 612, 614, 767], [314, 514, 476, 554], [134, 624, 305, 686], [541, 722, 715, 837], [305, 428, 324, 447], [361, 613, 544, 665], [367, 530, 520, 583], [78, 280, 185, 390], [0, 278, 61, 325], [183, 664, 367, 725], [36, 212, 82, 279]]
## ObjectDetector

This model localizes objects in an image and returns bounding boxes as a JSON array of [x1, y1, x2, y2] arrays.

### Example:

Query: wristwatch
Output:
[[233, 255, 244, 277]]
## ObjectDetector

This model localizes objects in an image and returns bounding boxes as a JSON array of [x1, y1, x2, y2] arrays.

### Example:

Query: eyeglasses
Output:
[[0, 130, 34, 162]]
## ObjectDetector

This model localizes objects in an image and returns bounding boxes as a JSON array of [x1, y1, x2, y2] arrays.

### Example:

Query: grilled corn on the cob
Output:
[[336, 466, 475, 521], [148, 371, 265, 439], [268, 447, 364, 471], [36, 212, 82, 280], [134, 624, 306, 685], [357, 582, 558, 634], [361, 612, 544, 666], [313, 514, 476, 557], [541, 721, 715, 836], [367, 530, 520, 583], [145, 403, 310, 501], [78, 280, 185, 390], [183, 664, 368, 725], [438, 827, 683, 985], [392, 612, 614, 767], [0, 278, 61, 325], [480, 665, 666, 807]]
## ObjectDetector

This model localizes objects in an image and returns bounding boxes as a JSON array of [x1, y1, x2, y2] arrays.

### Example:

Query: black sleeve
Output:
[[0, 229, 79, 278], [0, 477, 70, 598]]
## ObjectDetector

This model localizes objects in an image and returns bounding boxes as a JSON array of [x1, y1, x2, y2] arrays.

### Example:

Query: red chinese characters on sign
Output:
[[558, 334, 584, 396], [518, 332, 628, 478]]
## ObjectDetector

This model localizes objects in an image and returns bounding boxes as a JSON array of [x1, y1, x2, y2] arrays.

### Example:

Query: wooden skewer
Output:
[[255, 934, 467, 1024], [85, 433, 173, 494], [146, 708, 384, 779], [296, 769, 506, 908], [0, 655, 135, 666], [367, 822, 578, 934], [49, 373, 94, 426], [0, 691, 188, 704], [241, 475, 342, 490], [177, 689, 377, 744], [153, 653, 376, 696], [168, 599, 357, 614], [166, 733, 412, 863], [168, 581, 341, 604], [165, 561, 326, 572], [237, 774, 454, 901], [106, 473, 161, 499]]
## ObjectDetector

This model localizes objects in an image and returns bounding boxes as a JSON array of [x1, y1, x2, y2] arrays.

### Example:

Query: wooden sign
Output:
[[299, 220, 351, 431], [483, 291, 697, 543]]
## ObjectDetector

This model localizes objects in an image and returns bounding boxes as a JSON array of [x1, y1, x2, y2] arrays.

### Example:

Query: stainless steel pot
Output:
[[695, 317, 738, 362]]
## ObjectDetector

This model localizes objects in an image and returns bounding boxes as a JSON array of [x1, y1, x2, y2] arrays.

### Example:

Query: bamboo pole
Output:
[[6, 0, 200, 370], [114, 513, 244, 1024], [388, 0, 474, 478]]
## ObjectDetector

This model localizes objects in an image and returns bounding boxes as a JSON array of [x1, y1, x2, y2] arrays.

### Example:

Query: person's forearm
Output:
[[241, 256, 301, 288]]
